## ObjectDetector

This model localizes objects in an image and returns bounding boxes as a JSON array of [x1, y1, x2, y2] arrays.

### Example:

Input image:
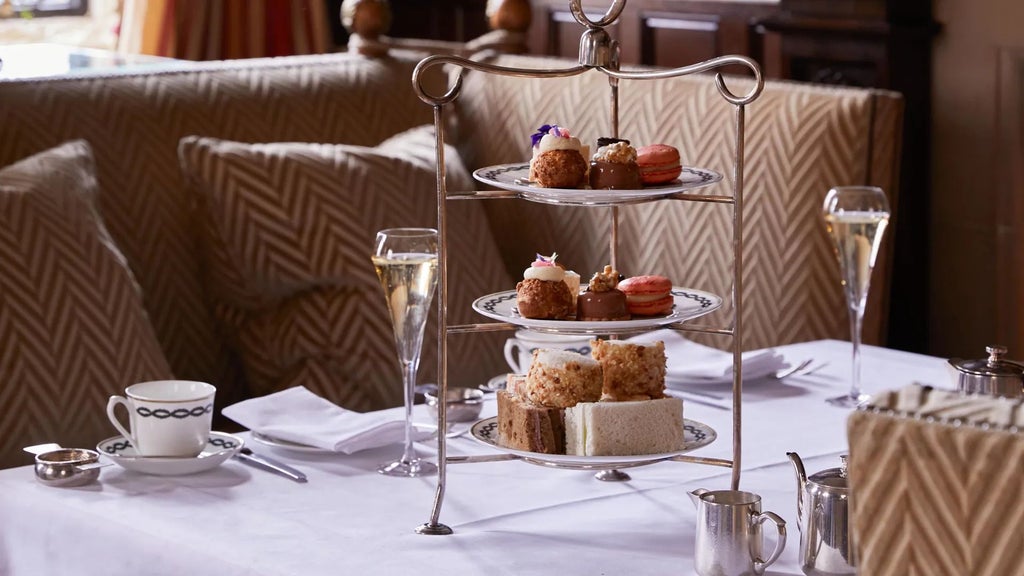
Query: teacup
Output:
[[106, 380, 216, 457], [503, 330, 594, 374]]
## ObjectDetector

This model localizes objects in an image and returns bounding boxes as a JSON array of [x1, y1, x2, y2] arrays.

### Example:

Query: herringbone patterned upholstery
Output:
[[451, 55, 903, 350], [0, 141, 173, 468], [849, 407, 1024, 576], [179, 126, 512, 410], [0, 51, 446, 411], [0, 50, 904, 465]]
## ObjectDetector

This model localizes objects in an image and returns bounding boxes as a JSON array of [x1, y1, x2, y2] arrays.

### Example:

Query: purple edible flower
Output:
[[530, 124, 556, 148], [533, 252, 558, 265]]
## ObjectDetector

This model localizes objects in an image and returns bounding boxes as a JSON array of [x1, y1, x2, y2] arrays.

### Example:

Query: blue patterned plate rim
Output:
[[97, 431, 244, 461], [469, 416, 716, 466]]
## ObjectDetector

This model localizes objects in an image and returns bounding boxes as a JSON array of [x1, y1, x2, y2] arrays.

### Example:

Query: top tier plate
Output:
[[472, 163, 723, 206]]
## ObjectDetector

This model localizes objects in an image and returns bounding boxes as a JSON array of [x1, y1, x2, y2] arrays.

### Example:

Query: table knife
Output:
[[234, 447, 307, 483]]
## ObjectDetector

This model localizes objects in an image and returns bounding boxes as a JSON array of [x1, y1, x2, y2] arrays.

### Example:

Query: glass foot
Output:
[[826, 393, 871, 408], [377, 458, 437, 477]]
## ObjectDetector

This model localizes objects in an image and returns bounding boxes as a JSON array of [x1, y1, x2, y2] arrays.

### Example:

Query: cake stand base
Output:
[[595, 469, 631, 482], [416, 522, 454, 535]]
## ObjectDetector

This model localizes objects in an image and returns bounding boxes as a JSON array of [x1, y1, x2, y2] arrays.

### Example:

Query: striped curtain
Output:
[[118, 0, 332, 60]]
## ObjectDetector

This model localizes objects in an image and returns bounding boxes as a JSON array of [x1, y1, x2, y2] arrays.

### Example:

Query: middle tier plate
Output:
[[472, 287, 722, 333], [472, 163, 723, 206]]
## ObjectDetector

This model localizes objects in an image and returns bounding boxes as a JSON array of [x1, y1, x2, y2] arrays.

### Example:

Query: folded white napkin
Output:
[[222, 386, 431, 454], [627, 329, 789, 386]]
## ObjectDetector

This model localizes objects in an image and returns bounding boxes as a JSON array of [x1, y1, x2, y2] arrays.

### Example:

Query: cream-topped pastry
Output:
[[524, 262, 565, 282], [528, 124, 588, 188], [515, 253, 574, 319], [535, 131, 583, 154]]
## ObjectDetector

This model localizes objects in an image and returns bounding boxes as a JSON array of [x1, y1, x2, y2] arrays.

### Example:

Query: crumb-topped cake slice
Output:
[[522, 349, 603, 408], [592, 339, 667, 401]]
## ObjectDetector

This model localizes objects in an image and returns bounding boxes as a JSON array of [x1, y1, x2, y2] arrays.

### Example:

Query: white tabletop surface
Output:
[[0, 340, 950, 575]]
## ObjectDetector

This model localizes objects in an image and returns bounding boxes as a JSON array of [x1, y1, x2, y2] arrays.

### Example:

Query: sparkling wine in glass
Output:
[[372, 228, 439, 477], [822, 186, 890, 407]]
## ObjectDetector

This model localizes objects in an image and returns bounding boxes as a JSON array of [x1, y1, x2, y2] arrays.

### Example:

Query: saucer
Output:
[[479, 374, 510, 393], [97, 431, 244, 476]]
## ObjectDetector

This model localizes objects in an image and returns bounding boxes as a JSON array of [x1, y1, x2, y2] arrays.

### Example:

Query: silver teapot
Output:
[[787, 452, 855, 576]]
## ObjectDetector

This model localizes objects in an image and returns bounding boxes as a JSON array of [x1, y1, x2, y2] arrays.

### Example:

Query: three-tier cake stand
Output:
[[409, 0, 763, 535]]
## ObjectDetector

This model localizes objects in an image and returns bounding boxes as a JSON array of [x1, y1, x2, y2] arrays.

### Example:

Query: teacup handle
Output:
[[751, 510, 787, 575], [503, 339, 523, 374], [106, 395, 138, 451]]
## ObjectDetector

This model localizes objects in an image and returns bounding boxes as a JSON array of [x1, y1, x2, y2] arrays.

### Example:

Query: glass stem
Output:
[[400, 358, 419, 464], [848, 304, 864, 400]]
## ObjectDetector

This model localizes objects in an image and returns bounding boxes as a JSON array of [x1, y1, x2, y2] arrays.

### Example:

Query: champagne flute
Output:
[[822, 186, 890, 407], [372, 228, 439, 477]]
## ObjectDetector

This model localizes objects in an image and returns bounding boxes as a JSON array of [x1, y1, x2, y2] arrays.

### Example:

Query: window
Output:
[[6, 0, 88, 17]]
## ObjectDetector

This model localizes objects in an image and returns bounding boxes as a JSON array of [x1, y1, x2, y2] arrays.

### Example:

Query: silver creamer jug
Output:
[[787, 452, 855, 575]]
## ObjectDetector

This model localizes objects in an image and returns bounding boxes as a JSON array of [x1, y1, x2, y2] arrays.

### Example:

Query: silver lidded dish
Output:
[[949, 345, 1024, 399], [34, 448, 104, 487]]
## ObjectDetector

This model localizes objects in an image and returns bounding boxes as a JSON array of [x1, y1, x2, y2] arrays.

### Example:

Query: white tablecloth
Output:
[[0, 340, 949, 575]]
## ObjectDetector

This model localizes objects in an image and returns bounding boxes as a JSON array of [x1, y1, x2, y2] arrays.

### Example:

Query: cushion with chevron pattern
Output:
[[848, 385, 1024, 576], [0, 140, 174, 469], [179, 126, 512, 411], [451, 54, 903, 351]]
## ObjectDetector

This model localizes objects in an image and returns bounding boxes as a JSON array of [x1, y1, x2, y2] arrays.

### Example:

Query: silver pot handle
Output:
[[752, 510, 787, 575]]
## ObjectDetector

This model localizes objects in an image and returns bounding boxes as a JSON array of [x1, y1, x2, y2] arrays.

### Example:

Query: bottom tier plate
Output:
[[469, 416, 716, 468]]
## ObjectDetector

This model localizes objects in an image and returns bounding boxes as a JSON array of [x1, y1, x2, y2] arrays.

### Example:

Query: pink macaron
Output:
[[618, 274, 674, 316], [636, 144, 682, 185]]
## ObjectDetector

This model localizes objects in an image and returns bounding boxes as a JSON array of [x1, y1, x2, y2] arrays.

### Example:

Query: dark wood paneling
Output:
[[528, 0, 775, 69], [640, 12, 720, 68], [387, 0, 489, 41], [997, 48, 1024, 356]]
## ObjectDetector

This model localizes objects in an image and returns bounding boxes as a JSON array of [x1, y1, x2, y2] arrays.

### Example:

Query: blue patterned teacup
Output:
[[106, 380, 216, 457], [503, 330, 594, 375]]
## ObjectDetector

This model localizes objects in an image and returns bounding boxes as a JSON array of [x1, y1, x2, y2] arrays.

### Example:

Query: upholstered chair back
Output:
[[450, 54, 902, 350]]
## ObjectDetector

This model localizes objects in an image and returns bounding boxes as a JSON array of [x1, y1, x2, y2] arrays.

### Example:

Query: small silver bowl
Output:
[[424, 387, 485, 423], [34, 448, 103, 487]]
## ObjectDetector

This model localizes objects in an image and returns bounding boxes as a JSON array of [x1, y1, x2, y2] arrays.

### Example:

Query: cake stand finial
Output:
[[341, 0, 392, 57], [487, 0, 532, 33]]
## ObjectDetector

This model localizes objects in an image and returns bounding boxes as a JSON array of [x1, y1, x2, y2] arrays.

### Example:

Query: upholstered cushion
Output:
[[0, 141, 173, 469], [849, 388, 1024, 575], [451, 54, 902, 350], [179, 126, 512, 410], [0, 51, 449, 410]]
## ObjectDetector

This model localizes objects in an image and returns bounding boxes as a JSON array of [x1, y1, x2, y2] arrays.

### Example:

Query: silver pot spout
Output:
[[787, 451, 807, 523]]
